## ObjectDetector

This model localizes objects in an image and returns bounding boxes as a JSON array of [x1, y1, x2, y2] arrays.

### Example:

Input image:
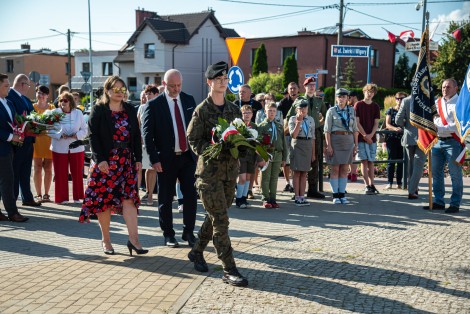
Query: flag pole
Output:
[[427, 152, 433, 210]]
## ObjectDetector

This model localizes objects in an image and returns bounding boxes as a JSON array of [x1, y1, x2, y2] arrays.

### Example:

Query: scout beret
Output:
[[293, 96, 308, 108], [303, 77, 316, 86], [205, 61, 228, 79], [335, 88, 350, 96]]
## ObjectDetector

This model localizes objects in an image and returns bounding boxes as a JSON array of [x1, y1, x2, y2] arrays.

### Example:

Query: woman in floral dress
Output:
[[80, 76, 148, 256]]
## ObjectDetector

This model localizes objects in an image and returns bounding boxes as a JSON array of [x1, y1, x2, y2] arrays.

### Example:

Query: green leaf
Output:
[[230, 147, 239, 158]]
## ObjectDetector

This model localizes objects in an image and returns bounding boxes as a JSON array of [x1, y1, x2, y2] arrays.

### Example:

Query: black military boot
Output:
[[222, 267, 248, 287], [188, 250, 209, 272]]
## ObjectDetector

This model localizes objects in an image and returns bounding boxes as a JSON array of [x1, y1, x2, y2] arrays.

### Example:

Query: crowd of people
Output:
[[0, 66, 464, 286]]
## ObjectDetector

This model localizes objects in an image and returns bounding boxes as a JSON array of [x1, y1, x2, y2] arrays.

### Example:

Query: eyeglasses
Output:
[[112, 87, 127, 94], [59, 99, 69, 103], [395, 97, 404, 100], [213, 76, 229, 84], [22, 82, 31, 87]]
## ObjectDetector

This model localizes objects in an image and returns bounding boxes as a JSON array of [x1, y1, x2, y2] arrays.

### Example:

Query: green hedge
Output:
[[324, 86, 409, 109]]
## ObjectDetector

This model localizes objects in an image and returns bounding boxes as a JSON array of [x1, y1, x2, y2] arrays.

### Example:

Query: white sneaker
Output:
[[178, 204, 184, 213], [333, 198, 341, 204], [340, 197, 350, 204], [385, 184, 392, 190]]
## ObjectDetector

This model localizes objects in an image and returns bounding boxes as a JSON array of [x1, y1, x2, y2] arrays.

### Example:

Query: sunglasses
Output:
[[112, 87, 127, 94], [395, 97, 404, 100], [59, 99, 69, 103]]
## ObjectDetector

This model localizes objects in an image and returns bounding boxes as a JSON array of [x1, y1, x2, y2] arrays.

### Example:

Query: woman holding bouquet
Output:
[[49, 92, 87, 204], [32, 85, 55, 202], [80, 76, 147, 256]]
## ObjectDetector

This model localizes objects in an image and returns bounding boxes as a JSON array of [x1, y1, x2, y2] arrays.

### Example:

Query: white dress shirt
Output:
[[164, 92, 187, 153], [434, 93, 459, 137]]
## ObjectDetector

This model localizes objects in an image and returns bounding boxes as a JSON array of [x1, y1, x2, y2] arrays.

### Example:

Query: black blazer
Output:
[[142, 92, 196, 165], [87, 102, 142, 164], [6, 89, 35, 144], [0, 99, 17, 156]]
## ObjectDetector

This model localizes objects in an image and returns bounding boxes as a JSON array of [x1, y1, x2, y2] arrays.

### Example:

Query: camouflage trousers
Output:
[[193, 177, 236, 271], [308, 128, 323, 192]]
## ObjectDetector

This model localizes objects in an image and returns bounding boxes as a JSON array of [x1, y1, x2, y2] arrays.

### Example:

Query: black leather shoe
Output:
[[222, 268, 248, 287], [0, 212, 9, 221], [164, 236, 179, 248], [408, 193, 419, 200], [307, 191, 326, 199], [188, 250, 209, 272], [182, 232, 196, 247], [423, 203, 445, 210], [22, 200, 42, 207], [8, 213, 29, 222], [445, 206, 460, 214]]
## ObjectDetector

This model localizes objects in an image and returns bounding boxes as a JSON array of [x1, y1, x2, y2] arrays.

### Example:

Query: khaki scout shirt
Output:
[[187, 96, 242, 180], [285, 96, 327, 129], [257, 118, 287, 162]]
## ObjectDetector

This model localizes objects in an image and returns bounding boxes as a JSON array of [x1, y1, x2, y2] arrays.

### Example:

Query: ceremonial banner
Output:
[[455, 63, 470, 142], [410, 29, 437, 154]]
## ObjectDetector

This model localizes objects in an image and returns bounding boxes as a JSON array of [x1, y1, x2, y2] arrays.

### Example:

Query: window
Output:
[[250, 48, 257, 66], [6, 60, 13, 73], [144, 43, 155, 59], [370, 49, 379, 68], [102, 62, 113, 76], [65, 62, 70, 75], [282, 47, 297, 65], [154, 76, 162, 86], [82, 62, 90, 72], [127, 77, 137, 92]]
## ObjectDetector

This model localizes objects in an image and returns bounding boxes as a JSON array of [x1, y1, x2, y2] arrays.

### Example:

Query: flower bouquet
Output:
[[202, 117, 270, 162], [8, 113, 29, 146], [26, 109, 64, 135]]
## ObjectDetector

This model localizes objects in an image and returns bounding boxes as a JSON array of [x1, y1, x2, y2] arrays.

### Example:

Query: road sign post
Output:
[[331, 45, 372, 83], [225, 37, 245, 66], [228, 66, 244, 94]]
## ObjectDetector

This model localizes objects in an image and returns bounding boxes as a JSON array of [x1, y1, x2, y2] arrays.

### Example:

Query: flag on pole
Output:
[[399, 30, 415, 42], [452, 28, 462, 42], [455, 63, 470, 142], [382, 28, 396, 43], [410, 29, 437, 154]]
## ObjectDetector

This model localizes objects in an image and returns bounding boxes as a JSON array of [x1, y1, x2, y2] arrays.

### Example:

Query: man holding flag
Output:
[[430, 78, 462, 213]]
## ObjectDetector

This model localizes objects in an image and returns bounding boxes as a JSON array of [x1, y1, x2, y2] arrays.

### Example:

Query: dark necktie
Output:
[[173, 99, 187, 152]]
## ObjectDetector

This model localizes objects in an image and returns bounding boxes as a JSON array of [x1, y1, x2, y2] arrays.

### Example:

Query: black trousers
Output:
[[12, 140, 34, 202], [0, 151, 19, 216], [386, 138, 404, 185], [157, 151, 197, 237]]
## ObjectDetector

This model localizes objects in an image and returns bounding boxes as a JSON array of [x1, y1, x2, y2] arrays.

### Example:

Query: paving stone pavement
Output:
[[0, 176, 469, 313]]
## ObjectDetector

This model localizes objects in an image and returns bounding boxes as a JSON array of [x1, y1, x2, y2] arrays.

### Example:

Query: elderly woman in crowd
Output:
[[79, 76, 147, 256], [32, 85, 55, 203], [324, 88, 359, 204], [49, 92, 87, 204]]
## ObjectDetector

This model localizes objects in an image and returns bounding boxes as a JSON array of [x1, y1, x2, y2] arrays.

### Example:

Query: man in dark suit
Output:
[[0, 73, 29, 222], [142, 69, 198, 247], [6, 74, 41, 207]]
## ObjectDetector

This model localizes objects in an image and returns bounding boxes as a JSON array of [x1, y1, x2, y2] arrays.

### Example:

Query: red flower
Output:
[[262, 134, 271, 145]]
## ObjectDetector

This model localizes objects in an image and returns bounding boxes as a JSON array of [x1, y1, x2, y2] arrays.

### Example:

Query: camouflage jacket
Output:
[[187, 96, 242, 181]]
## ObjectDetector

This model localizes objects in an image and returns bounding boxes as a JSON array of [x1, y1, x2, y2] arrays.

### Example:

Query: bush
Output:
[[247, 72, 284, 95]]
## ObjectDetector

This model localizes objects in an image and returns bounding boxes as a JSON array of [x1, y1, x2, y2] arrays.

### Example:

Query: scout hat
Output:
[[205, 61, 228, 79], [335, 88, 350, 96]]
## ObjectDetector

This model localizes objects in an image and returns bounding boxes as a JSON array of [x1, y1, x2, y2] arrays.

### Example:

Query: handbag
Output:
[[377, 121, 388, 143]]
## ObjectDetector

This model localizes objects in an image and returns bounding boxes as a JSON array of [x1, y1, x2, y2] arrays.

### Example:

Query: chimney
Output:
[[21, 43, 31, 52], [135, 8, 157, 29]]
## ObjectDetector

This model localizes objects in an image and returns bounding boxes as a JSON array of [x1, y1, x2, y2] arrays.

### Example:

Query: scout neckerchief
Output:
[[335, 104, 350, 130], [302, 119, 309, 138], [271, 121, 277, 143], [437, 97, 466, 164]]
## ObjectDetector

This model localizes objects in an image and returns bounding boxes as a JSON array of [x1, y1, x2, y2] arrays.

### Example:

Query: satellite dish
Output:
[[29, 71, 41, 83]]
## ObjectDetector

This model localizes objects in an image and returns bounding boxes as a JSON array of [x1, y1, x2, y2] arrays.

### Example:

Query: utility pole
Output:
[[67, 29, 72, 89], [335, 0, 344, 90]]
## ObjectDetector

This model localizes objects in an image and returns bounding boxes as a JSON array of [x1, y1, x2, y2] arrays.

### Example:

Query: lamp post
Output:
[[50, 29, 73, 88]]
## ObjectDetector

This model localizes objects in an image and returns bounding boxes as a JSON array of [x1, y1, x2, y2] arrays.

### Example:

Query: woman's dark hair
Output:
[[59, 92, 76, 110], [98, 76, 127, 105], [36, 85, 50, 95]]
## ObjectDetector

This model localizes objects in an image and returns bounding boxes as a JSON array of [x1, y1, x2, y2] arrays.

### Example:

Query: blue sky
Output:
[[0, 0, 468, 53]]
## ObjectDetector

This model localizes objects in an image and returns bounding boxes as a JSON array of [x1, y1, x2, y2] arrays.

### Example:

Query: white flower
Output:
[[231, 118, 244, 128], [248, 128, 258, 139], [44, 109, 53, 115]]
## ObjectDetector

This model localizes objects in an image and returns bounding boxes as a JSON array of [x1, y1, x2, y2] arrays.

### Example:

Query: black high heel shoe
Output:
[[102, 241, 115, 255], [127, 240, 149, 256]]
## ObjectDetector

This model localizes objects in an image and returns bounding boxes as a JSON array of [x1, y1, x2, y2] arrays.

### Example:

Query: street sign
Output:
[[331, 45, 369, 58], [305, 73, 318, 79], [29, 71, 40, 83], [39, 74, 50, 86], [225, 37, 245, 65], [227, 66, 244, 94], [405, 41, 438, 51], [80, 71, 92, 82], [316, 69, 328, 74], [81, 83, 92, 93]]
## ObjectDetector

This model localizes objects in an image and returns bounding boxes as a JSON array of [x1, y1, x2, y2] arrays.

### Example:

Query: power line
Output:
[[0, 34, 61, 44]]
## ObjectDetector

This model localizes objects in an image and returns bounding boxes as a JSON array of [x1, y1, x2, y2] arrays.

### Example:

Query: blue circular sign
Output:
[[227, 66, 244, 94]]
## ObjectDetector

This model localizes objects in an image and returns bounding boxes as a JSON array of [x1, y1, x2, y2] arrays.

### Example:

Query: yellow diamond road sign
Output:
[[225, 37, 245, 66]]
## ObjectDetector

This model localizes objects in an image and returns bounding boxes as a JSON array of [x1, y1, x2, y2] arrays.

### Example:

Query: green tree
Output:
[[282, 54, 298, 88], [432, 20, 470, 87], [248, 72, 283, 95], [406, 63, 417, 89], [252, 43, 268, 77], [341, 58, 362, 88], [394, 53, 410, 88]]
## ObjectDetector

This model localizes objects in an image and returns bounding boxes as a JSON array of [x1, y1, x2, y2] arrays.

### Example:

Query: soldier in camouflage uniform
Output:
[[186, 61, 265, 287]]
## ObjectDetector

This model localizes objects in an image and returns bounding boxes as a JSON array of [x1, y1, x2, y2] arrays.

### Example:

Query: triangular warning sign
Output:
[[225, 37, 245, 66]]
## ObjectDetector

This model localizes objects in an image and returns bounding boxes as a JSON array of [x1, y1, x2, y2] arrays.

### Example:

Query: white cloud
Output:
[[431, 2, 470, 39]]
